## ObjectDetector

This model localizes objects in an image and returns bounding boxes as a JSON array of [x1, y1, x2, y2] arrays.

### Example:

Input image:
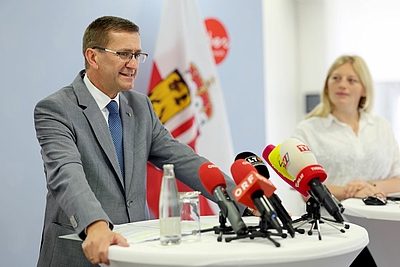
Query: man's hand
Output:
[[82, 220, 129, 265]]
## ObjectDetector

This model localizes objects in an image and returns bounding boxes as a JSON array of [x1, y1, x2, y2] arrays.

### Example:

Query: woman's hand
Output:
[[344, 180, 386, 199], [343, 180, 370, 199]]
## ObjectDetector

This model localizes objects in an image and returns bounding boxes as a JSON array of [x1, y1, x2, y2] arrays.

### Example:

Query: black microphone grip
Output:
[[252, 191, 283, 234], [308, 179, 344, 223], [213, 186, 249, 236], [269, 193, 295, 237]]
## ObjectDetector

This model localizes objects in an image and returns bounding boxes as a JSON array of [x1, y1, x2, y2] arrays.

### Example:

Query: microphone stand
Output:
[[292, 197, 350, 240], [200, 211, 235, 242], [201, 212, 286, 246]]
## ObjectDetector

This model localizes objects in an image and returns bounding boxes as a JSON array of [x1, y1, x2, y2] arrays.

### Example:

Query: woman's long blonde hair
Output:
[[306, 55, 374, 118]]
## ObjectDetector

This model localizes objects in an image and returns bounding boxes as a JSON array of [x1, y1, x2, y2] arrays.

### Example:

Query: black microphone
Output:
[[235, 152, 296, 237], [198, 162, 249, 236]]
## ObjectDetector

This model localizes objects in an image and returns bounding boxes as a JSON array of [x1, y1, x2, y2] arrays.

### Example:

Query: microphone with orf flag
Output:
[[235, 152, 296, 237], [230, 159, 283, 235]]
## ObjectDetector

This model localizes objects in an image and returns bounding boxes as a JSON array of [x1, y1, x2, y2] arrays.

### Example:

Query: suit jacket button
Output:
[[126, 200, 133, 207]]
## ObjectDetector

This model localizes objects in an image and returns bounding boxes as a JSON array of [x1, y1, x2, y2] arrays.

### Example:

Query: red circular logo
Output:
[[205, 18, 230, 65]]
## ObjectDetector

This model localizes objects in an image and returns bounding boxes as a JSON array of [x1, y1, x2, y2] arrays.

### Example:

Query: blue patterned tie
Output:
[[106, 100, 124, 178]]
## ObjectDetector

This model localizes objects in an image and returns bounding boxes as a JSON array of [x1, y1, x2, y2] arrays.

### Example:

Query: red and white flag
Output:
[[146, 0, 235, 218]]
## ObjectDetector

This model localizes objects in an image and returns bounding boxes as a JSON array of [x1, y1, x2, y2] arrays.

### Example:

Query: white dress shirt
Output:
[[292, 111, 400, 186], [83, 74, 120, 124]]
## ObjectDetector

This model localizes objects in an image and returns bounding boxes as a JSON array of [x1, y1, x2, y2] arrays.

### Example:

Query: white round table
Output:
[[342, 198, 400, 267], [100, 215, 368, 267]]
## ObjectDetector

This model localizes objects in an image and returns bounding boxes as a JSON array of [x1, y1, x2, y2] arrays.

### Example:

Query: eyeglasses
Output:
[[92, 46, 148, 63]]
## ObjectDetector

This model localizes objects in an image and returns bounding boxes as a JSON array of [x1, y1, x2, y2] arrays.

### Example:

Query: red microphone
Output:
[[234, 153, 296, 237], [230, 159, 282, 234], [230, 159, 276, 208], [198, 162, 249, 236]]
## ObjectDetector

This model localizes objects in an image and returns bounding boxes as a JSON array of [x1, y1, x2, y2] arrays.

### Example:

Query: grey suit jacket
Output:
[[34, 70, 243, 267]]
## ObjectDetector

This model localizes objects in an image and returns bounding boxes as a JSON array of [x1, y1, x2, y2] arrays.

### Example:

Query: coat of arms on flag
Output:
[[146, 0, 234, 218]]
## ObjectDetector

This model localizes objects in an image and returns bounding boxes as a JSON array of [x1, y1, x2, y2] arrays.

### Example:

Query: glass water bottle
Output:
[[159, 164, 181, 245]]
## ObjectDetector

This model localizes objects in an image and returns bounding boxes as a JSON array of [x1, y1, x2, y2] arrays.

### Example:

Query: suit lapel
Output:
[[72, 71, 125, 187], [120, 95, 134, 192]]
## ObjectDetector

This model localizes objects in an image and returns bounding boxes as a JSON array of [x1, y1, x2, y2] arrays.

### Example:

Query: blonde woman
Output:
[[292, 55, 400, 267], [293, 55, 400, 201]]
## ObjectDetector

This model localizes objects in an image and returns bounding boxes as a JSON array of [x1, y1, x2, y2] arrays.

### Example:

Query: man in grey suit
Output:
[[34, 16, 245, 266]]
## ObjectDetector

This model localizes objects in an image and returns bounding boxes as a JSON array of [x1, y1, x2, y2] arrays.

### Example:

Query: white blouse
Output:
[[292, 112, 400, 186]]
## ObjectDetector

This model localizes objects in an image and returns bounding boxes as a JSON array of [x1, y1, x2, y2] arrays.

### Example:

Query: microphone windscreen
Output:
[[280, 138, 318, 177], [231, 159, 276, 208], [262, 144, 309, 197], [230, 159, 256, 184], [198, 162, 227, 195], [235, 151, 270, 178], [280, 138, 327, 185]]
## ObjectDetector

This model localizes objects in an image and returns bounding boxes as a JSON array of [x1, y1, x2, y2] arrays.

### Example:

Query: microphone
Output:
[[262, 144, 309, 197], [198, 162, 249, 236], [230, 159, 283, 235], [235, 152, 270, 178], [235, 152, 296, 237], [278, 138, 344, 223]]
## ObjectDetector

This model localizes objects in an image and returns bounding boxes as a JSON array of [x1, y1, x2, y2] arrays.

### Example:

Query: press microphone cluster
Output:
[[198, 162, 249, 236], [234, 152, 296, 237], [262, 138, 344, 223]]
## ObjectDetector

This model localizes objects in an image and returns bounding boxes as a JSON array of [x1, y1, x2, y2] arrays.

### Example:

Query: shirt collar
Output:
[[324, 110, 374, 128], [323, 113, 336, 128], [83, 74, 120, 111], [360, 110, 374, 125]]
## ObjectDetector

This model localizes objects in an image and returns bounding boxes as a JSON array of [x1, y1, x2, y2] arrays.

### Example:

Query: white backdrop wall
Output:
[[262, 0, 302, 216], [298, 0, 400, 113]]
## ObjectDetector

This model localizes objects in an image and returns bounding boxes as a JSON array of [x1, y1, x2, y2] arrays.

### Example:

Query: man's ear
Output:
[[85, 48, 100, 70]]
